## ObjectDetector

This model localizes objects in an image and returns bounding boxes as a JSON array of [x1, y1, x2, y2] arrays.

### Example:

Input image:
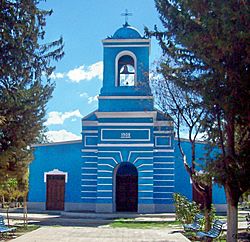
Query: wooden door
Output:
[[46, 175, 65, 210], [116, 174, 138, 212]]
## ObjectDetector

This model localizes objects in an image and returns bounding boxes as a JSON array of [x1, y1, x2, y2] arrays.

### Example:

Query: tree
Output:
[[0, 0, 64, 219], [147, 1, 250, 241], [151, 68, 213, 231]]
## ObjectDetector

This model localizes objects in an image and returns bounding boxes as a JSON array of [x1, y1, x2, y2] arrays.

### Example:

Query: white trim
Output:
[[154, 168, 174, 170], [81, 173, 96, 175], [154, 149, 174, 153], [98, 143, 154, 147], [133, 157, 153, 165], [82, 130, 98, 134], [81, 167, 97, 170], [101, 128, 150, 142], [137, 164, 153, 168], [128, 150, 153, 162], [82, 121, 98, 126], [104, 44, 150, 48], [97, 197, 112, 199], [81, 185, 97, 187], [154, 121, 174, 126], [102, 39, 150, 43], [154, 180, 174, 182], [139, 197, 153, 199], [98, 164, 115, 169], [155, 136, 171, 148], [44, 169, 68, 183], [154, 156, 174, 159], [33, 140, 81, 147], [82, 149, 98, 153], [84, 161, 98, 164], [154, 162, 174, 165], [139, 184, 153, 186], [81, 179, 97, 181], [115, 51, 137, 87], [98, 177, 112, 179], [84, 135, 98, 147], [98, 190, 112, 192], [153, 131, 173, 134], [98, 157, 118, 165], [154, 174, 174, 176], [139, 190, 153, 193], [81, 197, 96, 199], [98, 170, 113, 173], [82, 155, 98, 158], [95, 111, 157, 119], [99, 123, 154, 126], [81, 191, 96, 193], [140, 177, 153, 179], [154, 198, 172, 200], [98, 150, 123, 162], [98, 96, 153, 100], [154, 186, 174, 188]]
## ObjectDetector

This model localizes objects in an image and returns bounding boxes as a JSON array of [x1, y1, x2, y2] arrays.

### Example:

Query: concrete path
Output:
[[10, 226, 190, 242]]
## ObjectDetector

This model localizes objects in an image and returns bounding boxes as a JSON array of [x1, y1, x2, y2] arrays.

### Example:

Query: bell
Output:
[[120, 65, 134, 75]]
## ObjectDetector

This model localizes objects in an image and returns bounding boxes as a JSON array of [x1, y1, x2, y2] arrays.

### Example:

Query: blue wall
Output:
[[174, 139, 226, 204], [28, 142, 82, 203]]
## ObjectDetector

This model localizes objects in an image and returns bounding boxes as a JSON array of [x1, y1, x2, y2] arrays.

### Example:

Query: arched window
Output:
[[116, 52, 136, 86]]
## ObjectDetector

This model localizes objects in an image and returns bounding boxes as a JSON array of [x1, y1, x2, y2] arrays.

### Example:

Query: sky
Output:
[[40, 0, 163, 142]]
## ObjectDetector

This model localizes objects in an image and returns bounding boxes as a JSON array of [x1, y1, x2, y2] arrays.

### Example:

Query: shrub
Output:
[[173, 193, 200, 224]]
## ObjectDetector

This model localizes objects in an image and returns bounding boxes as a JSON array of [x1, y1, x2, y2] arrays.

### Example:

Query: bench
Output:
[[0, 215, 16, 236], [196, 220, 224, 239], [183, 213, 204, 231]]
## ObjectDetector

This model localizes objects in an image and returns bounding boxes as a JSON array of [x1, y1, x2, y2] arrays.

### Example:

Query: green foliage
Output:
[[173, 193, 200, 224], [0, 0, 64, 189]]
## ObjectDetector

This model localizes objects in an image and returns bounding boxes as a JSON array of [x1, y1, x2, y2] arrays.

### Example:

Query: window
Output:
[[116, 52, 136, 86]]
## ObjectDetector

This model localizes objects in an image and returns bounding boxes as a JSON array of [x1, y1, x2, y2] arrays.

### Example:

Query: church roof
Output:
[[110, 22, 144, 39]]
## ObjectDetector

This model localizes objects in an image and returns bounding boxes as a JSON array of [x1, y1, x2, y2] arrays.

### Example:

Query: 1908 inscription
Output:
[[121, 132, 131, 139]]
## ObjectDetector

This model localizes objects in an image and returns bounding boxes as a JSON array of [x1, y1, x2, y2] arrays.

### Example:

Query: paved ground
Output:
[[10, 226, 190, 242], [0, 210, 190, 242]]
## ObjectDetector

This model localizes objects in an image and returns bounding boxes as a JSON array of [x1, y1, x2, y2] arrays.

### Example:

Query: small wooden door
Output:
[[46, 175, 65, 210]]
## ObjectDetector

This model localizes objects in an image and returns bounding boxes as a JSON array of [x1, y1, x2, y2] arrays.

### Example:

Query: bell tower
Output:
[[99, 23, 153, 112]]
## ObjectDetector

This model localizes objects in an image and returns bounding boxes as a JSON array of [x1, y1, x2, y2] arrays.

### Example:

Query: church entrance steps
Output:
[[60, 211, 176, 221]]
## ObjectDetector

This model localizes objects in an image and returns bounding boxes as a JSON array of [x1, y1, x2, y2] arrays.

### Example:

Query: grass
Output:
[[15, 224, 40, 233], [110, 219, 181, 229]]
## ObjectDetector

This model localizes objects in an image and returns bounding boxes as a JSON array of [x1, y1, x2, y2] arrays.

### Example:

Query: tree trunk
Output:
[[225, 187, 238, 242], [23, 194, 28, 227]]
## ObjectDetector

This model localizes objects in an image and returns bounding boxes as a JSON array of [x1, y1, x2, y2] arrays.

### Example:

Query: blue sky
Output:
[[41, 0, 163, 142]]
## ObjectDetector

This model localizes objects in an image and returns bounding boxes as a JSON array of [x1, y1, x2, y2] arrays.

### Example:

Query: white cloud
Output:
[[67, 61, 103, 82], [88, 95, 98, 104], [45, 129, 81, 142], [79, 92, 89, 98], [45, 109, 82, 126], [50, 72, 65, 79]]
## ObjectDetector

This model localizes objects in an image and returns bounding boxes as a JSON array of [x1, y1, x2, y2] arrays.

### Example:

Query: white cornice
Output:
[[102, 39, 150, 43], [154, 121, 174, 126], [98, 96, 153, 100], [95, 111, 157, 119], [32, 140, 82, 147], [98, 143, 154, 147]]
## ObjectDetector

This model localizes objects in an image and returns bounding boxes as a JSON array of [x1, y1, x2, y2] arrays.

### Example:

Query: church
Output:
[[28, 23, 226, 213]]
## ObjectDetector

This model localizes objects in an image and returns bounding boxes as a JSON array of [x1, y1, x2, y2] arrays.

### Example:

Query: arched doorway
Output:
[[115, 162, 138, 212]]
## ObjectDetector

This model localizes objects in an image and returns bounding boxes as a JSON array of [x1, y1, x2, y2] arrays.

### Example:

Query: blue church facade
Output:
[[28, 24, 226, 213]]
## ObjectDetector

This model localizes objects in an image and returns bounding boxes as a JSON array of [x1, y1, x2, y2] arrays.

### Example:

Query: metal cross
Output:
[[121, 9, 132, 24]]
